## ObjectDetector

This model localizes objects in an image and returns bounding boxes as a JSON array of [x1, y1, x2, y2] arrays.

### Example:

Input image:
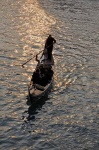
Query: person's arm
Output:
[[35, 55, 39, 63], [54, 39, 56, 43], [52, 37, 56, 44]]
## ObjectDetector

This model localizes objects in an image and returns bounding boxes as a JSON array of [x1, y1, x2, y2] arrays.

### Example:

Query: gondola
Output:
[[28, 51, 54, 103]]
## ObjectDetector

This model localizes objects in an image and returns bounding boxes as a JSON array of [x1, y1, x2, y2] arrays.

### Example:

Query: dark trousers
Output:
[[48, 52, 52, 60], [47, 46, 53, 60]]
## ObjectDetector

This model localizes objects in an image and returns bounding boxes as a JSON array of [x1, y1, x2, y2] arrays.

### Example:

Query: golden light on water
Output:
[[17, 0, 56, 55]]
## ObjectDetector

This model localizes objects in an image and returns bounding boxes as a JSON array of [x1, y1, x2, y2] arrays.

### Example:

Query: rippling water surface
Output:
[[0, 0, 99, 149]]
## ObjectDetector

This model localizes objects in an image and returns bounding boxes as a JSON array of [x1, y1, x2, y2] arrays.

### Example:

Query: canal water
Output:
[[0, 0, 99, 149]]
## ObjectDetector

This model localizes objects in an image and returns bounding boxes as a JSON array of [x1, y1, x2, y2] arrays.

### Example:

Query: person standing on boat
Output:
[[44, 35, 56, 60]]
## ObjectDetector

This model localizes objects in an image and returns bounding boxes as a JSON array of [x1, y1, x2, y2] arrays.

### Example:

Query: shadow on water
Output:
[[28, 95, 49, 121], [21, 83, 53, 132], [22, 93, 50, 123]]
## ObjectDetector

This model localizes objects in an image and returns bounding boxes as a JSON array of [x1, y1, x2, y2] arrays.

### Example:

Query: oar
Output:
[[22, 50, 43, 67], [22, 43, 56, 67]]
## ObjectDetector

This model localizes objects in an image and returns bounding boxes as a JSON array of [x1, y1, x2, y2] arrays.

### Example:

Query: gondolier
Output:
[[44, 35, 56, 60]]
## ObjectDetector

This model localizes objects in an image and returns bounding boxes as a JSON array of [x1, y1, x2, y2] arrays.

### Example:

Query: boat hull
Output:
[[28, 52, 54, 103]]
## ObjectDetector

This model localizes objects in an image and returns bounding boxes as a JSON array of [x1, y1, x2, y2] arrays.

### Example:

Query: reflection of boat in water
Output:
[[28, 52, 54, 104]]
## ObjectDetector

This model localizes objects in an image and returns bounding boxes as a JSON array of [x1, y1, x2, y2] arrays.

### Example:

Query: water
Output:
[[0, 0, 99, 149]]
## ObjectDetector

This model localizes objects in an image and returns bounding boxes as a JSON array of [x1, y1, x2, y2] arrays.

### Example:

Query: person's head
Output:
[[48, 34, 52, 38]]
